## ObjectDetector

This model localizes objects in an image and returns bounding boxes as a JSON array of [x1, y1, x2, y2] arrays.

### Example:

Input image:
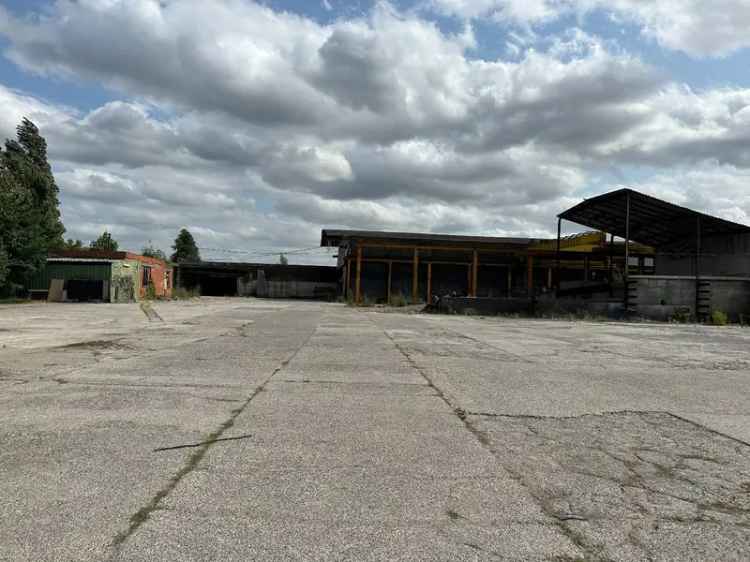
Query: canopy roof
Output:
[[321, 229, 535, 249], [558, 188, 750, 250]]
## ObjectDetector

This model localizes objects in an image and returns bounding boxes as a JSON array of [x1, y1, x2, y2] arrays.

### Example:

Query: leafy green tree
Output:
[[0, 121, 59, 294], [63, 238, 83, 249], [0, 243, 8, 289], [90, 231, 119, 251], [2, 119, 65, 249], [171, 228, 200, 263], [141, 243, 167, 261], [279, 253, 288, 265]]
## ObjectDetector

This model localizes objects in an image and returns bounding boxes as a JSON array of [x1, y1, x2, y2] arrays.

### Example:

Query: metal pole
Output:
[[625, 193, 631, 280], [387, 260, 392, 304], [411, 248, 419, 303], [624, 192, 631, 309], [527, 256, 534, 297], [471, 250, 478, 297], [696, 216, 702, 319], [355, 246, 362, 304], [555, 217, 562, 294], [427, 262, 432, 303], [696, 216, 702, 277], [608, 233, 614, 296]]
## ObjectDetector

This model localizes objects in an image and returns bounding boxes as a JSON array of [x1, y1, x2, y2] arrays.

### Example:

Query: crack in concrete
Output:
[[275, 379, 427, 388], [467, 409, 750, 450], [377, 320, 597, 561], [52, 378, 244, 390], [108, 322, 319, 554]]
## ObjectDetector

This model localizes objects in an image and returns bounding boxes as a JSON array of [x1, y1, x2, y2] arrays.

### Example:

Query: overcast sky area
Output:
[[1, 0, 750, 263]]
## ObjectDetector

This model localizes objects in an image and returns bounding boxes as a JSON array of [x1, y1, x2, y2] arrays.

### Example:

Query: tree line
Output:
[[0, 119, 201, 296]]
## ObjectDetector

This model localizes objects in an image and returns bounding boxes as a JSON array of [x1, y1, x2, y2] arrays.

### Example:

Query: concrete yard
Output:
[[2, 298, 750, 561]]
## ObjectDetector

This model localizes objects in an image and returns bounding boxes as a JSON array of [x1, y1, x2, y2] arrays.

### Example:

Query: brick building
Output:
[[27, 250, 173, 302]]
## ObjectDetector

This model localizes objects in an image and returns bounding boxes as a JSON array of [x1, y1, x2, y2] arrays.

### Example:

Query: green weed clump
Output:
[[711, 310, 728, 326], [670, 308, 692, 324]]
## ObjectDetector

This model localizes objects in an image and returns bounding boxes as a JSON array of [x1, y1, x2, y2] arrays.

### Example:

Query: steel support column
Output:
[[507, 267, 512, 298], [555, 217, 562, 295], [355, 246, 362, 304], [527, 256, 534, 297], [695, 216, 702, 320], [624, 192, 631, 310], [412, 248, 419, 303], [345, 259, 351, 299], [387, 260, 392, 304], [427, 262, 433, 303], [625, 193, 631, 280], [471, 250, 478, 297]]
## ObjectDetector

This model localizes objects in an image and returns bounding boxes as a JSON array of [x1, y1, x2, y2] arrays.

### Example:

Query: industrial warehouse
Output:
[[20, 188, 750, 322], [321, 188, 750, 321]]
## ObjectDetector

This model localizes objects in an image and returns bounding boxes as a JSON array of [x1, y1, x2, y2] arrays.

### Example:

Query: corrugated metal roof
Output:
[[321, 229, 537, 247], [559, 188, 750, 249]]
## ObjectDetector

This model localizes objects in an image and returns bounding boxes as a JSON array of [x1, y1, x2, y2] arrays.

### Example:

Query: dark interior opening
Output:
[[66, 280, 105, 302], [196, 274, 238, 296]]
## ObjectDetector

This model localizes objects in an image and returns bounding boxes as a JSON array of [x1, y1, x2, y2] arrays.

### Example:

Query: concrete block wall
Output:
[[265, 281, 337, 299], [711, 280, 750, 321], [237, 276, 256, 297], [632, 276, 750, 321]]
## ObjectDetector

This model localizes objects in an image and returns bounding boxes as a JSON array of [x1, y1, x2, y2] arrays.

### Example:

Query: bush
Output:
[[711, 310, 728, 326], [390, 292, 408, 307], [670, 307, 692, 324], [172, 286, 200, 300]]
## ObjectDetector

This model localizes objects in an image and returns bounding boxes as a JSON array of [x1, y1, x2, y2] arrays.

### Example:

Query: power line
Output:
[[197, 245, 336, 258]]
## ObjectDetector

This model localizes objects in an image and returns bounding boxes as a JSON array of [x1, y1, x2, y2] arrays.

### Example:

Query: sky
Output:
[[1, 1, 750, 264]]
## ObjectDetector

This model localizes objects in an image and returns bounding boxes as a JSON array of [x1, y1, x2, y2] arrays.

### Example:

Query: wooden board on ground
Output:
[[47, 279, 64, 302]]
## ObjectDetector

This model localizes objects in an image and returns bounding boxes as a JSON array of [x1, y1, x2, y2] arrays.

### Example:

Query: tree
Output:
[[0, 243, 8, 289], [171, 228, 200, 263], [141, 243, 167, 261], [90, 231, 119, 251], [0, 119, 63, 294], [279, 253, 288, 265], [2, 119, 65, 248], [63, 239, 83, 250]]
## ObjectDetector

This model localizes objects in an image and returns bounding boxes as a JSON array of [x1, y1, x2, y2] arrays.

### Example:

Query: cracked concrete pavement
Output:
[[2, 298, 750, 560]]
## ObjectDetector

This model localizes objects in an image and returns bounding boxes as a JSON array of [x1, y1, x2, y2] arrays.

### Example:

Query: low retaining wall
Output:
[[631, 275, 750, 321], [437, 276, 750, 322], [437, 297, 533, 316], [262, 280, 337, 300]]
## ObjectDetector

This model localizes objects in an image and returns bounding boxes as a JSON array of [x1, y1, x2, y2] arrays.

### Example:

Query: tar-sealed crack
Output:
[[109, 323, 318, 553], [153, 433, 254, 452]]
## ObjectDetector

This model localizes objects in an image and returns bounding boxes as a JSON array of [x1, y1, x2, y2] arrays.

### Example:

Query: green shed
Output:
[[27, 260, 113, 301]]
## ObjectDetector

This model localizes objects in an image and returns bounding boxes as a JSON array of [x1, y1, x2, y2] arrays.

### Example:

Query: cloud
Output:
[[0, 2, 749, 263], [426, 0, 750, 57]]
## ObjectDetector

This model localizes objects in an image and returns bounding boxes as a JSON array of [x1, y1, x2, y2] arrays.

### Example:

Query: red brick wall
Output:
[[134, 256, 173, 299]]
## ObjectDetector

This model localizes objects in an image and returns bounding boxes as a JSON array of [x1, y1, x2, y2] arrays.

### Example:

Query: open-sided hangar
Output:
[[322, 188, 750, 321]]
